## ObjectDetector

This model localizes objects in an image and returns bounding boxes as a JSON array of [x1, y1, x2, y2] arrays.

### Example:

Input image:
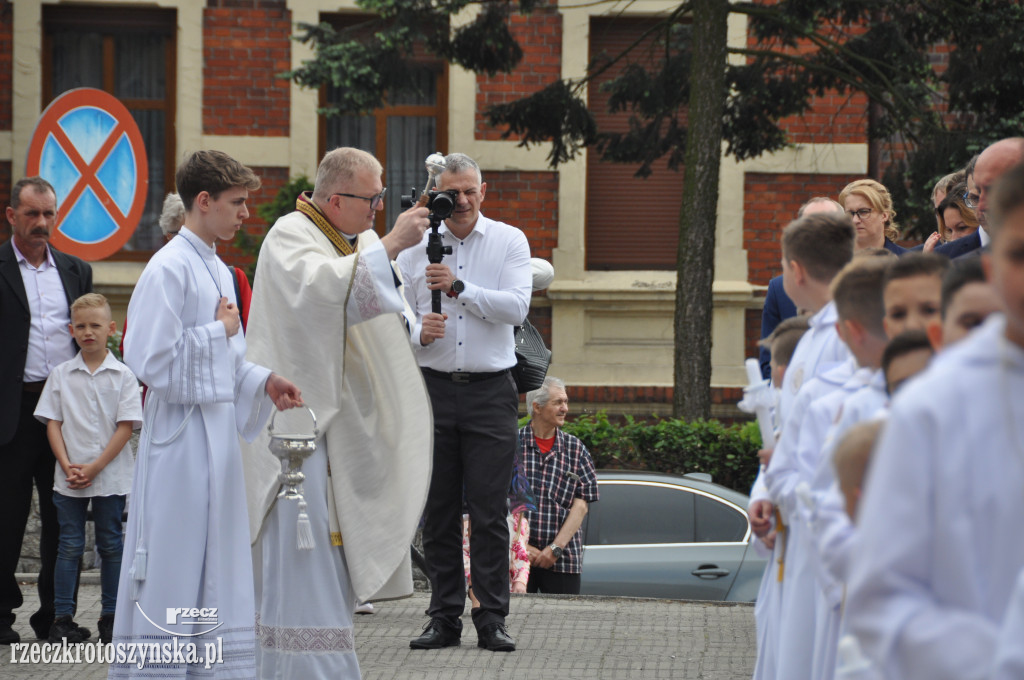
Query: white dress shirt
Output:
[[14, 242, 74, 381], [34, 350, 142, 497], [397, 212, 531, 373]]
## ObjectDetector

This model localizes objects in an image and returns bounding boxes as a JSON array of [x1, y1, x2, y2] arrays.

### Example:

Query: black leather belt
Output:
[[421, 367, 509, 384], [22, 381, 46, 393]]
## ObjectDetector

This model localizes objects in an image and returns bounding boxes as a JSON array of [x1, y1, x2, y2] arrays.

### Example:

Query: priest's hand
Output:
[[420, 312, 447, 345], [381, 205, 430, 260], [216, 297, 241, 337], [266, 373, 303, 410]]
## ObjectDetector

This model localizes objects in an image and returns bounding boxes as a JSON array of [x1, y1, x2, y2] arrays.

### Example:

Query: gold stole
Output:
[[295, 191, 353, 547]]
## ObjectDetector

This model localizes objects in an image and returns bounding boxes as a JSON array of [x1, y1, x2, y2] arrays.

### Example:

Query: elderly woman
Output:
[[838, 179, 907, 255]]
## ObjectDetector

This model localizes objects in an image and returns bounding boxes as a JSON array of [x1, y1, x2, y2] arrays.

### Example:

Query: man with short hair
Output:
[[0, 177, 92, 645], [398, 152, 531, 653], [242, 146, 432, 679], [520, 377, 599, 594], [935, 138, 1024, 259], [759, 197, 845, 379]]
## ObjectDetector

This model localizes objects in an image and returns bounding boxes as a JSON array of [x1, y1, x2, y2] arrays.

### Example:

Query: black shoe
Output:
[[409, 619, 461, 649], [0, 626, 19, 645], [30, 610, 53, 640], [98, 614, 114, 644], [476, 622, 515, 652], [48, 616, 87, 644]]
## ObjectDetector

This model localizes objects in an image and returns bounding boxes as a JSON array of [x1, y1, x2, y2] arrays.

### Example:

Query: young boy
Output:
[[926, 258, 1003, 350], [113, 151, 302, 677], [33, 294, 141, 644], [750, 212, 856, 680], [881, 252, 949, 337], [770, 257, 891, 680], [847, 161, 1024, 680], [881, 330, 935, 396], [759, 315, 811, 389]]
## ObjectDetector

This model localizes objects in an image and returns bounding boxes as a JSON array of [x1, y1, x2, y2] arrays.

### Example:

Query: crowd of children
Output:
[[750, 145, 1024, 680]]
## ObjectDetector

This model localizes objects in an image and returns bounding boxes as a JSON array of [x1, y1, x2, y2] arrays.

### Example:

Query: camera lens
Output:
[[430, 191, 456, 220]]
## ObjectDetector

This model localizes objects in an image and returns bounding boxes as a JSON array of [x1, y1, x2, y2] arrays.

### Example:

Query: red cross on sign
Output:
[[26, 88, 149, 261]]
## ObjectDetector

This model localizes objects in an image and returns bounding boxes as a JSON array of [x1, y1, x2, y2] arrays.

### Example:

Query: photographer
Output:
[[397, 153, 532, 652]]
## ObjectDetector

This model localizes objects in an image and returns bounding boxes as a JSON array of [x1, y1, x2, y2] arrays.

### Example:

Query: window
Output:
[[42, 6, 176, 257], [694, 494, 748, 543], [588, 482, 695, 545], [586, 17, 688, 270], [320, 14, 448, 236]]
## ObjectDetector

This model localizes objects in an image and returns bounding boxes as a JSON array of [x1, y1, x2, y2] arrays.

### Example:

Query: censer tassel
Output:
[[296, 498, 316, 551], [130, 547, 147, 600]]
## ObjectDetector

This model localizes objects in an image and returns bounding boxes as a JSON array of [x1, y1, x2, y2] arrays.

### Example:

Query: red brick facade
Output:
[[476, 4, 563, 140], [0, 2, 10, 132], [483, 171, 559, 261], [203, 3, 291, 136]]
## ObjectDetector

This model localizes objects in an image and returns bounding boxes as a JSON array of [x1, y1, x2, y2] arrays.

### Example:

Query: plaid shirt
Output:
[[520, 424, 599, 574]]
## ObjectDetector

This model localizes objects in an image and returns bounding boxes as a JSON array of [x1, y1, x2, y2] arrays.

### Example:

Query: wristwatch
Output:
[[448, 279, 465, 298], [548, 544, 564, 560]]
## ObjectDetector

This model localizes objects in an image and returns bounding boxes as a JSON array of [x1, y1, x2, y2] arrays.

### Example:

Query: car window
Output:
[[589, 482, 695, 545], [694, 493, 747, 543]]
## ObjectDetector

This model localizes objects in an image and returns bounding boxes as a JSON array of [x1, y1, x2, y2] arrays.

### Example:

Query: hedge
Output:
[[554, 412, 763, 493]]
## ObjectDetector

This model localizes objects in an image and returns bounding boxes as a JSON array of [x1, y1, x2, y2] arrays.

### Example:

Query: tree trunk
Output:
[[672, 0, 729, 420]]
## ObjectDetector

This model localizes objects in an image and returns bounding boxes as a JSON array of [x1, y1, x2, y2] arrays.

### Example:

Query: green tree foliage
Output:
[[558, 412, 762, 493], [286, 0, 1024, 418]]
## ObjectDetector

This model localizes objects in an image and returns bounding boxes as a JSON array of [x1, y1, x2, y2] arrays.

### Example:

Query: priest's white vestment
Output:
[[241, 210, 431, 680], [111, 228, 275, 679], [847, 315, 1024, 680]]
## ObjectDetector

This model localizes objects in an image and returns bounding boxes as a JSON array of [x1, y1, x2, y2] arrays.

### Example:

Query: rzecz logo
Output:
[[133, 603, 223, 637]]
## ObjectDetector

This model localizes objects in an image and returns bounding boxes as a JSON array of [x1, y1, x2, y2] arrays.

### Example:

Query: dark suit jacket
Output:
[[934, 230, 982, 259], [883, 238, 908, 256], [759, 275, 798, 380], [0, 240, 92, 445]]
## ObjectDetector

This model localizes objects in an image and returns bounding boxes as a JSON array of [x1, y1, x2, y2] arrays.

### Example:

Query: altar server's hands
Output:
[[266, 373, 304, 410], [216, 297, 241, 337]]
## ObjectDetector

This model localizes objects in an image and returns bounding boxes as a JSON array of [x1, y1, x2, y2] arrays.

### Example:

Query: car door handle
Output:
[[691, 565, 730, 579]]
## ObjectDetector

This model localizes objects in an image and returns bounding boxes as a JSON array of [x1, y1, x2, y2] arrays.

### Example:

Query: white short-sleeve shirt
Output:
[[34, 350, 143, 497]]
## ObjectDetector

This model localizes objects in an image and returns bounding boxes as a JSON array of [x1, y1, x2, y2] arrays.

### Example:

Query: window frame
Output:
[[41, 5, 177, 261]]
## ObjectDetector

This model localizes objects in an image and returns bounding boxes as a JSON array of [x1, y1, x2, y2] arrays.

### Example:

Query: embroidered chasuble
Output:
[[241, 199, 431, 679]]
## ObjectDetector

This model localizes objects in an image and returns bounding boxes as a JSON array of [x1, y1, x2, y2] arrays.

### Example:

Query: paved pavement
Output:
[[4, 574, 756, 679]]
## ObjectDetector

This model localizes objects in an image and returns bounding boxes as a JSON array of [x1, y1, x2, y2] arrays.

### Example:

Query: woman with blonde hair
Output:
[[838, 179, 907, 255]]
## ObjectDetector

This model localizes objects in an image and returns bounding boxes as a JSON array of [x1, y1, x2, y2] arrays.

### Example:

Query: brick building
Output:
[[0, 1, 903, 416]]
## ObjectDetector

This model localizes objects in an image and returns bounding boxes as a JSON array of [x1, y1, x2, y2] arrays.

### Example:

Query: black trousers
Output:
[[526, 567, 581, 595], [0, 390, 60, 628], [421, 370, 518, 631]]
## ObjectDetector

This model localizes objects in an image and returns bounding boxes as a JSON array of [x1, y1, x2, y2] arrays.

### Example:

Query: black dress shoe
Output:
[[409, 619, 461, 649], [476, 622, 515, 652], [0, 626, 19, 645], [30, 610, 53, 640], [48, 616, 87, 643]]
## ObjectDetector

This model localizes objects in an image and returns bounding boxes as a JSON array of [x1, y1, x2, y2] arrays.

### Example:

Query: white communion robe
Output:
[[751, 301, 849, 680], [992, 568, 1024, 680], [769, 360, 866, 680], [111, 228, 275, 679], [847, 315, 1024, 680], [240, 211, 431, 680]]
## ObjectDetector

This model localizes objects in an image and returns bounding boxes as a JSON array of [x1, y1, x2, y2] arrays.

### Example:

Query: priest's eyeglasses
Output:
[[333, 187, 387, 210]]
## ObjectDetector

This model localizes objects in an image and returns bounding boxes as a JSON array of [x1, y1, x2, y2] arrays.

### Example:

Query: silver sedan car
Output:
[[579, 470, 766, 602]]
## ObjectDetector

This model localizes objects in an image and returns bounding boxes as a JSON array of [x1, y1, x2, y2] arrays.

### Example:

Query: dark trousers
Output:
[[0, 390, 60, 628], [421, 370, 518, 631], [526, 567, 581, 595]]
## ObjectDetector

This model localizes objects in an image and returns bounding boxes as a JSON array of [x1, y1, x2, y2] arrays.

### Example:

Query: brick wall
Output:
[[743, 172, 862, 286], [0, 161, 9, 241], [204, 3, 291, 136], [0, 2, 10, 132], [483, 170, 558, 261], [476, 3, 562, 140], [220, 165, 289, 272]]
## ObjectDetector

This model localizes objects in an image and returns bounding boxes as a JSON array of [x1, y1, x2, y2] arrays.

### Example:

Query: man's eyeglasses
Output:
[[962, 190, 979, 209], [333, 187, 387, 210], [846, 208, 873, 220]]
